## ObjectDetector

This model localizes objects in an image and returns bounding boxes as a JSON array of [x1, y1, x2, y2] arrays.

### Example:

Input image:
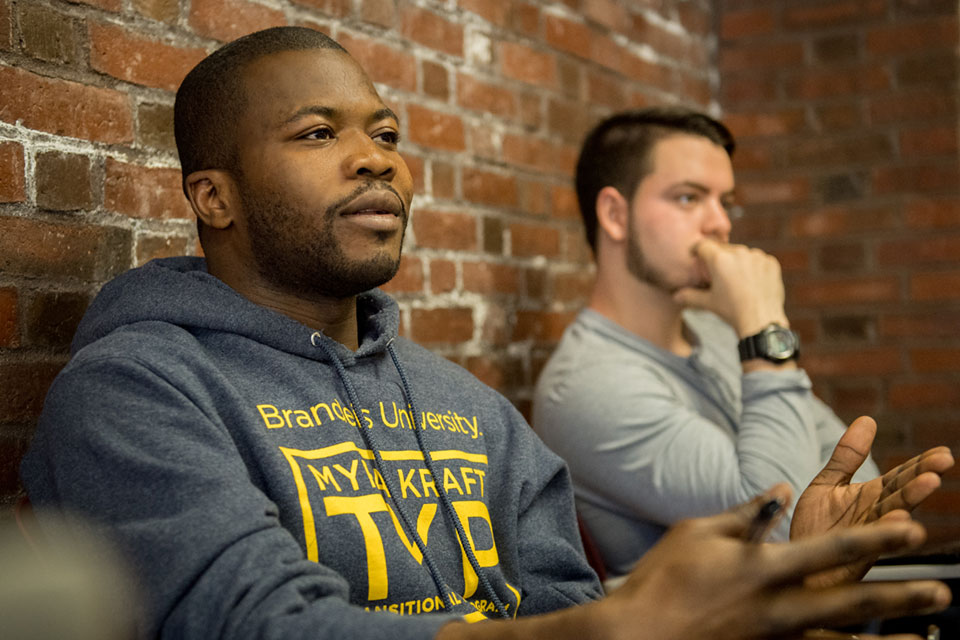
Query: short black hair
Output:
[[575, 107, 735, 253], [174, 26, 347, 193]]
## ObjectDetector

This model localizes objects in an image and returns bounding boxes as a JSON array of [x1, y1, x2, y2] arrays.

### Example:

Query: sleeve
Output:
[[538, 358, 824, 541], [20, 356, 458, 640], [510, 428, 604, 616]]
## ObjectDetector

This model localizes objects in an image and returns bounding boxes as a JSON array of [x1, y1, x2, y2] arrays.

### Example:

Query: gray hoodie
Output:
[[22, 257, 601, 639]]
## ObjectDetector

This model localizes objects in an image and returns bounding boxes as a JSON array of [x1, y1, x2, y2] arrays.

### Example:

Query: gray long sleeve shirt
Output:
[[532, 308, 879, 577]]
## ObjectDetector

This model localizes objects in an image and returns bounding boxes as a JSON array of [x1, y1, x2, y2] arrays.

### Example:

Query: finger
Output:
[[700, 484, 793, 538], [878, 447, 955, 504], [872, 472, 943, 520], [766, 521, 927, 583], [761, 580, 951, 637], [691, 237, 721, 261], [803, 630, 923, 640], [673, 286, 713, 309], [809, 416, 877, 488]]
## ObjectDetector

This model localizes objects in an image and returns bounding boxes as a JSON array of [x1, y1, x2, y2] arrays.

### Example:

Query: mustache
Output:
[[326, 182, 407, 218]]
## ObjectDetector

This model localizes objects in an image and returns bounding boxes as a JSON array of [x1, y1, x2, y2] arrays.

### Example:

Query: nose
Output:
[[702, 198, 732, 241], [341, 130, 396, 181]]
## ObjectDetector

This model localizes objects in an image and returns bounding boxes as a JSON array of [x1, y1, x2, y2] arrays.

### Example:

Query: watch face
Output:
[[763, 327, 798, 360]]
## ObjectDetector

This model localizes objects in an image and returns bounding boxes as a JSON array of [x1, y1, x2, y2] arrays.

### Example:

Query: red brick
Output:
[[510, 222, 560, 258], [133, 0, 180, 23], [500, 41, 556, 89], [0, 287, 18, 347], [410, 308, 473, 344], [896, 53, 958, 87], [456, 73, 516, 119], [518, 92, 543, 130], [878, 235, 960, 266], [894, 0, 958, 16], [380, 255, 424, 294], [900, 125, 959, 158], [545, 14, 591, 59], [467, 125, 498, 163], [551, 184, 579, 221], [801, 348, 902, 377], [407, 104, 465, 152], [519, 179, 549, 217], [790, 205, 900, 237], [512, 309, 576, 342], [777, 247, 812, 273], [720, 42, 804, 72], [481, 303, 511, 346], [462, 262, 521, 295], [462, 168, 518, 208], [563, 228, 591, 263], [401, 5, 463, 57], [429, 259, 456, 294], [464, 355, 522, 394], [360, 0, 396, 28], [20, 3, 82, 65], [721, 74, 777, 104], [889, 381, 960, 409], [547, 98, 593, 144], [870, 90, 957, 124], [188, 0, 287, 42], [737, 178, 810, 206], [731, 142, 774, 172], [412, 209, 476, 251], [785, 65, 890, 100], [678, 1, 711, 35], [0, 141, 24, 203], [136, 234, 192, 265], [914, 418, 960, 447], [678, 71, 712, 108], [784, 0, 885, 28], [873, 163, 959, 194], [632, 13, 691, 61], [421, 60, 448, 100], [338, 33, 416, 92], [786, 134, 894, 167], [24, 291, 90, 349], [0, 65, 133, 143], [583, 0, 630, 33], [721, 7, 776, 38], [910, 271, 960, 300], [590, 32, 624, 72], [104, 160, 193, 220], [36, 151, 93, 211], [587, 70, 627, 110], [502, 133, 555, 174], [0, 0, 11, 51], [510, 2, 540, 37], [483, 217, 503, 255], [290, 0, 351, 17], [724, 109, 806, 138], [867, 19, 958, 55], [791, 276, 900, 306], [0, 216, 132, 281], [909, 348, 960, 373], [815, 103, 863, 130], [90, 23, 208, 90], [0, 360, 65, 421], [459, 0, 509, 27], [880, 311, 960, 338], [905, 196, 960, 229], [75, 0, 122, 9], [812, 34, 860, 64], [829, 383, 881, 414], [430, 161, 456, 200], [552, 270, 594, 303]]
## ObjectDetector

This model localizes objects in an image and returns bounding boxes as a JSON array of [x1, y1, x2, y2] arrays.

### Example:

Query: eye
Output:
[[373, 130, 400, 146], [674, 192, 701, 208], [302, 127, 335, 141]]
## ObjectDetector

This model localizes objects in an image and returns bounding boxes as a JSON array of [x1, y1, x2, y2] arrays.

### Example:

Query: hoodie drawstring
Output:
[[311, 332, 509, 619]]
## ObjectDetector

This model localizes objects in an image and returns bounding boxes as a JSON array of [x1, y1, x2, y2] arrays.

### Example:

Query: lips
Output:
[[339, 190, 404, 217]]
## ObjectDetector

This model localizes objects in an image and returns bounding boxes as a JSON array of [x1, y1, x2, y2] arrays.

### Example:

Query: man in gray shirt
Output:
[[533, 108, 879, 578]]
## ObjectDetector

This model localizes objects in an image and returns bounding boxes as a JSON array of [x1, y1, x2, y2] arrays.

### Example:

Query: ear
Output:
[[595, 186, 630, 244], [185, 170, 238, 230]]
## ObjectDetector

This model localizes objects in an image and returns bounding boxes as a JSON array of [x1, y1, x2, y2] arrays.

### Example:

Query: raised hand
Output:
[[791, 415, 955, 586]]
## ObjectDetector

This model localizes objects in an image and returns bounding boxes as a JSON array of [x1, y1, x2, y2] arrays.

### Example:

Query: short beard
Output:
[[241, 181, 405, 299], [624, 211, 678, 293]]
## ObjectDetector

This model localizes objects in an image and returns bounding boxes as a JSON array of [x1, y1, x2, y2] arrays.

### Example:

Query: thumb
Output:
[[673, 286, 713, 310], [812, 416, 876, 487]]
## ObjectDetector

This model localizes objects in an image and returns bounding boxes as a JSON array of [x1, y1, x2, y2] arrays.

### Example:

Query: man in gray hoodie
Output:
[[21, 27, 954, 640]]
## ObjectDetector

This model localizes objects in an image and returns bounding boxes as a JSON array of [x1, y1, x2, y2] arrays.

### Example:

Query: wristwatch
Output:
[[737, 323, 800, 363]]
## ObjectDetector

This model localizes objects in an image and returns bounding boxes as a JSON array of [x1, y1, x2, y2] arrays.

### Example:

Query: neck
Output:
[[205, 252, 361, 351], [587, 261, 691, 357]]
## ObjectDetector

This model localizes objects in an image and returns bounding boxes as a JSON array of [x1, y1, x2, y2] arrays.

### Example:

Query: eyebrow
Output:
[[670, 181, 736, 198], [281, 105, 400, 127]]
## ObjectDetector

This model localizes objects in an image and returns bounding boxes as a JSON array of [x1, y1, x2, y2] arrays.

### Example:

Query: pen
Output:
[[745, 497, 784, 543]]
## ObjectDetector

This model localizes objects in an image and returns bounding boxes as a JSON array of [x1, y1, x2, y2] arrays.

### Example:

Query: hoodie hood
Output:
[[72, 256, 399, 363]]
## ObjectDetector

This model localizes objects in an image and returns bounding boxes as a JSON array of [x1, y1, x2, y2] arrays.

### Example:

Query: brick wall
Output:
[[0, 0, 713, 509], [718, 0, 960, 542]]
